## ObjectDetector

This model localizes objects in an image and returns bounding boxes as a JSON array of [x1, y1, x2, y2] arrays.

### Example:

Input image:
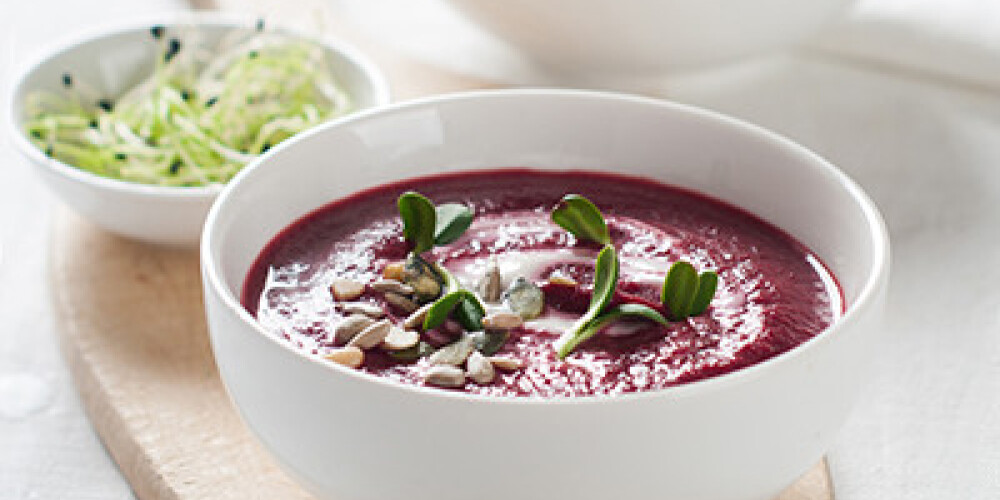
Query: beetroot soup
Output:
[[242, 170, 842, 397]]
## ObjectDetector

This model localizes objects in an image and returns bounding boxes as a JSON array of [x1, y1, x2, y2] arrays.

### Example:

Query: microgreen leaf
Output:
[[553, 244, 619, 358], [422, 289, 485, 331], [690, 271, 718, 316], [661, 261, 698, 320], [433, 203, 473, 245], [590, 244, 619, 312], [551, 194, 610, 245], [454, 296, 486, 331], [556, 303, 669, 359], [398, 192, 436, 254]]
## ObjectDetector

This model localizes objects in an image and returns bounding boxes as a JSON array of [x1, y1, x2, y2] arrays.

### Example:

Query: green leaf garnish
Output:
[[398, 192, 436, 254], [433, 203, 474, 245], [556, 303, 669, 357], [661, 261, 717, 320], [553, 244, 619, 358], [422, 289, 485, 331], [551, 194, 610, 245], [690, 271, 718, 316], [661, 261, 698, 320]]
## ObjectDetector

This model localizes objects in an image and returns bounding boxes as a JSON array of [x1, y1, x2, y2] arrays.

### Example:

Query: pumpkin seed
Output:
[[324, 346, 364, 368], [428, 333, 476, 366], [333, 314, 375, 344], [371, 279, 414, 295], [347, 319, 392, 349], [384, 292, 419, 313], [340, 301, 385, 318], [424, 365, 466, 388], [479, 257, 503, 303], [382, 327, 420, 351], [469, 330, 509, 356], [403, 303, 434, 330], [503, 277, 545, 319], [481, 311, 524, 331], [403, 253, 443, 302], [389, 341, 435, 361], [487, 356, 523, 371], [330, 279, 365, 301], [465, 351, 495, 384]]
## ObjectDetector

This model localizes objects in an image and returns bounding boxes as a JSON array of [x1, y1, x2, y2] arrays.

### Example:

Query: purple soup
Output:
[[242, 170, 841, 398]]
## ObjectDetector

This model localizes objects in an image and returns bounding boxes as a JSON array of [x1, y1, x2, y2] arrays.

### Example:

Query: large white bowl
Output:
[[7, 15, 389, 246], [202, 90, 888, 500], [442, 0, 855, 75]]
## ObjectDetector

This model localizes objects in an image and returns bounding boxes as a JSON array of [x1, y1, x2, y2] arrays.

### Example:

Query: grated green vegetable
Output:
[[24, 26, 353, 187]]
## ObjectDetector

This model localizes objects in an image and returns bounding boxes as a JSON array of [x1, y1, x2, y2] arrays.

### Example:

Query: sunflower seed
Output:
[[503, 277, 545, 319], [487, 356, 523, 371], [371, 279, 414, 295], [330, 279, 365, 301], [381, 327, 420, 351], [340, 302, 385, 318], [347, 319, 392, 349], [547, 274, 578, 287], [333, 314, 375, 344], [324, 346, 364, 368], [479, 257, 503, 303], [424, 365, 466, 388], [465, 351, 495, 384], [384, 292, 419, 313], [481, 311, 524, 331], [382, 261, 405, 281], [403, 303, 434, 330], [428, 333, 476, 366]]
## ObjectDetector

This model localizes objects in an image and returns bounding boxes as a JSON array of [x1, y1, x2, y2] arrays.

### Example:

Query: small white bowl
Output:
[[202, 90, 888, 500], [7, 14, 389, 246], [442, 0, 855, 75]]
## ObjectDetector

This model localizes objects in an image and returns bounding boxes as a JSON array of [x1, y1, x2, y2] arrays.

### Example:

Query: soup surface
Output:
[[243, 170, 841, 397]]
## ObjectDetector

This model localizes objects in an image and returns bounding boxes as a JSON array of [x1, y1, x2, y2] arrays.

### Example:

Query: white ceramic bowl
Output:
[[442, 0, 855, 75], [202, 90, 888, 500], [7, 15, 389, 246]]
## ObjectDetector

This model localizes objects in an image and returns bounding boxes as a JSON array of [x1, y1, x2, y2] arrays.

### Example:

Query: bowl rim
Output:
[[202, 88, 890, 406], [6, 11, 391, 200]]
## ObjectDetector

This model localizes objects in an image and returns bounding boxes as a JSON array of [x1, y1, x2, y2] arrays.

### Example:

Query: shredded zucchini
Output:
[[24, 26, 353, 187]]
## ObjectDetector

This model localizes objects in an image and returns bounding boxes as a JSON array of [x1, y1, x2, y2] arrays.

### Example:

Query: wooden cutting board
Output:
[[50, 1, 835, 498]]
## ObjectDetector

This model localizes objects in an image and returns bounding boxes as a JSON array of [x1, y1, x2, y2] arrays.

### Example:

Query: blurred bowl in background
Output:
[[441, 0, 855, 76]]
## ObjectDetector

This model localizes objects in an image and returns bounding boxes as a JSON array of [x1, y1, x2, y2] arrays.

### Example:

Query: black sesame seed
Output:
[[261, 142, 271, 153], [97, 99, 113, 112], [169, 160, 182, 175], [114, 152, 127, 160], [164, 38, 182, 62], [30, 130, 42, 139], [180, 89, 191, 101], [45, 146, 53, 157], [62, 73, 73, 87], [255, 18, 265, 32], [205, 96, 218, 108], [89, 119, 98, 128], [150, 25, 165, 39]]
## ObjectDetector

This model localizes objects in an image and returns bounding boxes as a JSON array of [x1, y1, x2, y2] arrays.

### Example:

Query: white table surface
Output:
[[2, 1, 998, 499]]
